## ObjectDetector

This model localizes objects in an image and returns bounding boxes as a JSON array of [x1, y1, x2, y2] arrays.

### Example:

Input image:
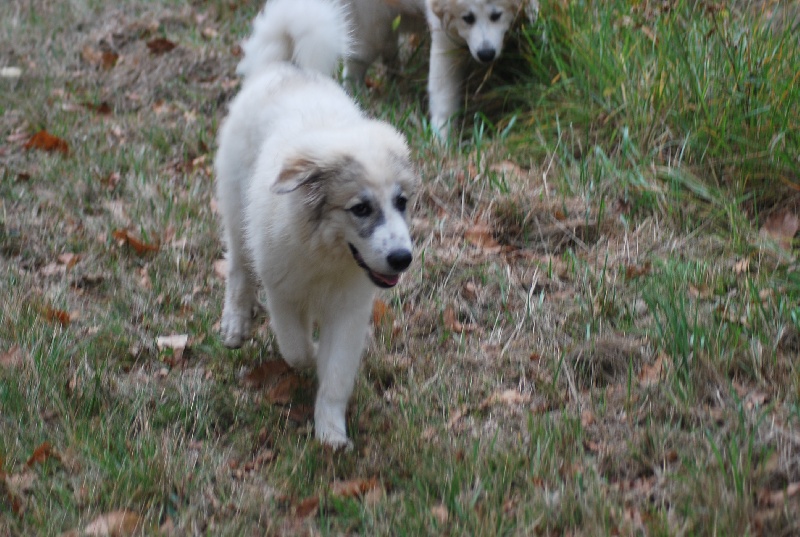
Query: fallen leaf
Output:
[[81, 45, 103, 65], [372, 298, 393, 326], [0, 66, 22, 78], [287, 404, 313, 423], [733, 258, 750, 275], [757, 482, 800, 507], [331, 477, 380, 498], [26, 441, 57, 467], [82, 101, 113, 115], [112, 229, 159, 255], [83, 510, 143, 536], [44, 307, 71, 327], [146, 37, 177, 54], [213, 258, 228, 280], [100, 172, 121, 190], [482, 389, 531, 408], [624, 261, 651, 280], [443, 306, 476, 334], [156, 334, 188, 362], [431, 504, 449, 524], [24, 130, 69, 155], [294, 496, 319, 518], [489, 160, 525, 180], [266, 375, 300, 405], [581, 410, 596, 427], [0, 345, 23, 370], [446, 404, 470, 429], [242, 360, 290, 389], [58, 252, 80, 269], [760, 210, 798, 252], [639, 353, 668, 387], [465, 223, 501, 252]]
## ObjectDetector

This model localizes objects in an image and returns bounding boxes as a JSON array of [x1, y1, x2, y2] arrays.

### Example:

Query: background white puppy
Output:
[[215, 0, 419, 447], [343, 0, 539, 136]]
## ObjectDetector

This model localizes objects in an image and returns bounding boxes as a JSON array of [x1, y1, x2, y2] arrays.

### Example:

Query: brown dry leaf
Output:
[[331, 477, 380, 499], [58, 252, 80, 269], [0, 345, 23, 370], [26, 441, 57, 467], [489, 160, 525, 180], [83, 510, 143, 536], [100, 51, 119, 70], [760, 210, 799, 252], [757, 482, 800, 507], [266, 375, 300, 405], [482, 389, 531, 409], [44, 307, 71, 327], [446, 404, 470, 429], [24, 130, 69, 155], [639, 353, 668, 387], [733, 258, 750, 275], [624, 261, 651, 280], [211, 259, 227, 280], [287, 404, 313, 423], [465, 223, 501, 252], [100, 172, 121, 191], [443, 306, 476, 334], [431, 504, 449, 524], [294, 496, 320, 518], [146, 37, 177, 54], [82, 101, 113, 115], [242, 360, 290, 389], [81, 45, 102, 64], [581, 410, 596, 427], [112, 229, 159, 255], [372, 298, 394, 327]]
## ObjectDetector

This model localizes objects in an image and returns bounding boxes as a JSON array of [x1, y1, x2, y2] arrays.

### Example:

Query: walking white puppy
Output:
[[344, 0, 538, 136], [215, 0, 419, 447]]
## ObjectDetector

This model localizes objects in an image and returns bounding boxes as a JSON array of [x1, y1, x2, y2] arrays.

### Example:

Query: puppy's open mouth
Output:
[[348, 244, 401, 289]]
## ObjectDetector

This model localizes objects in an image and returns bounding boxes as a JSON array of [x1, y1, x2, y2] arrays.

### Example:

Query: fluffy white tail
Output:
[[236, 0, 350, 79]]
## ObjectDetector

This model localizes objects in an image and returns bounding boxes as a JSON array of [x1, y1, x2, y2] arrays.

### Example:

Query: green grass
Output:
[[2, 0, 799, 534]]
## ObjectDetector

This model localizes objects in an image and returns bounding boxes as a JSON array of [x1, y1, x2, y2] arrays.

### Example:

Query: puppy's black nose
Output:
[[477, 48, 496, 63], [387, 249, 412, 271]]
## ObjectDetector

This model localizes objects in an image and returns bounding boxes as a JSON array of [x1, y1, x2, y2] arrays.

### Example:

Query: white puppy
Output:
[[343, 0, 538, 136], [215, 0, 419, 447]]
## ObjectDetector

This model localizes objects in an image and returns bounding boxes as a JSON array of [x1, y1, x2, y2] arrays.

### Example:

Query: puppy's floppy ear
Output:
[[429, 0, 447, 21], [272, 157, 325, 194]]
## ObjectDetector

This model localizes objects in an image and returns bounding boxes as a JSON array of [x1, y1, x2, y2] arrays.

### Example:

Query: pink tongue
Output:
[[374, 272, 400, 286]]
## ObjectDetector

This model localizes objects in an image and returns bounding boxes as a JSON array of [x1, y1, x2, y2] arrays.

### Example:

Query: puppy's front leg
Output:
[[313, 297, 373, 448], [428, 29, 467, 137]]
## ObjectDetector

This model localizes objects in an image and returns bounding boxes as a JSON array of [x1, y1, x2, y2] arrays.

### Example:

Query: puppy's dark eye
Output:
[[349, 202, 372, 218], [395, 195, 407, 212], [462, 12, 476, 24], [490, 11, 502, 22]]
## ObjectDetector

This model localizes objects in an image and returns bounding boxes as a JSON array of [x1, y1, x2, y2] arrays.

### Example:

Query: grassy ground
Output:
[[1, 0, 799, 535]]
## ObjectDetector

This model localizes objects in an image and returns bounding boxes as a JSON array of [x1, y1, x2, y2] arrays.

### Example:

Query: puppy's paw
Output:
[[314, 405, 351, 450], [316, 426, 353, 451], [220, 309, 253, 349]]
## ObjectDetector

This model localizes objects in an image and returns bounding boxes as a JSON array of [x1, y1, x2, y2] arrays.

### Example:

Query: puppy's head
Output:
[[272, 124, 419, 288], [431, 0, 524, 63]]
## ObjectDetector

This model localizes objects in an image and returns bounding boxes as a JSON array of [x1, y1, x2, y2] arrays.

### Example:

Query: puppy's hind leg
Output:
[[220, 245, 259, 348]]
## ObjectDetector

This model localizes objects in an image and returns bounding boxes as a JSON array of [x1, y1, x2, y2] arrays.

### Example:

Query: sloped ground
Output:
[[1, 0, 798, 535]]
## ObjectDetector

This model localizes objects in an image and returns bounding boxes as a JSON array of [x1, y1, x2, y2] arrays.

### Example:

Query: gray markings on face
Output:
[[352, 192, 385, 239]]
